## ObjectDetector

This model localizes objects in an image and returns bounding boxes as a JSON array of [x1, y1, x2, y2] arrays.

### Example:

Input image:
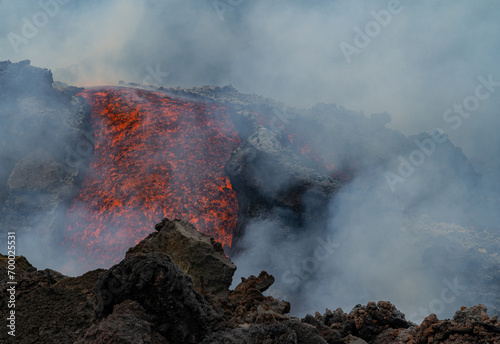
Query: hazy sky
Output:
[[1, 0, 499, 166]]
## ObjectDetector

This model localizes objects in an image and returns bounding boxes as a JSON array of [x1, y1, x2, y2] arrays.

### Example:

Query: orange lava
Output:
[[64, 88, 240, 267]]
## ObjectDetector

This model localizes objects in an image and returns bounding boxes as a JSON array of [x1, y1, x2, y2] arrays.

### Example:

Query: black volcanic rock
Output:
[[339, 301, 409, 342], [0, 59, 53, 98], [97, 251, 219, 344], [373, 305, 500, 344], [76, 300, 167, 344], [127, 218, 236, 299], [227, 126, 340, 208], [226, 126, 342, 250], [301, 301, 409, 343], [215, 271, 291, 326], [7, 148, 60, 192], [202, 320, 329, 344], [1, 218, 499, 343], [0, 254, 102, 344]]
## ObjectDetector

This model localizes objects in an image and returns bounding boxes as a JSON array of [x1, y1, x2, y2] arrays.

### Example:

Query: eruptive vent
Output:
[[64, 88, 240, 267]]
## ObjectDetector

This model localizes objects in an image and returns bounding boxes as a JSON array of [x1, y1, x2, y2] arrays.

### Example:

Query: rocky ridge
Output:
[[1, 218, 498, 343]]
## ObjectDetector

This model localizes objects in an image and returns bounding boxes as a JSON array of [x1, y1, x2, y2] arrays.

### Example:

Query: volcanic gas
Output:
[[64, 88, 241, 267]]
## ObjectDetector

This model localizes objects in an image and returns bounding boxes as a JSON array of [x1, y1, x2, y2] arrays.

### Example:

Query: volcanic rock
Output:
[[0, 254, 33, 283], [0, 254, 101, 344], [228, 126, 340, 207], [226, 126, 342, 249], [97, 251, 219, 344], [1, 218, 500, 343], [202, 320, 329, 344], [75, 300, 167, 344], [373, 305, 500, 344], [216, 271, 291, 327], [126, 217, 236, 299], [301, 301, 407, 343], [7, 148, 60, 192], [304, 303, 500, 344], [346, 301, 410, 340]]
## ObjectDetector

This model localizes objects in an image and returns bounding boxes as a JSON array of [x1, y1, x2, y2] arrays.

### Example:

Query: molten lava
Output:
[[65, 88, 240, 267], [64, 88, 354, 270]]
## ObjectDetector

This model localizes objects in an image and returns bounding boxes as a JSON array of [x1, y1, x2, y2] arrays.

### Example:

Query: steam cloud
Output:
[[1, 0, 499, 322]]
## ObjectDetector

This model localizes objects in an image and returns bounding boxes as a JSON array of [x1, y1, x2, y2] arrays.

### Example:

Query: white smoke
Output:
[[1, 0, 499, 320]]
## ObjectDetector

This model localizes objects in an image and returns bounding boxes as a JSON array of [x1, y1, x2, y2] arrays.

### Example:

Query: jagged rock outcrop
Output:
[[202, 320, 329, 344], [75, 300, 167, 344], [1, 218, 499, 343], [216, 271, 291, 326], [0, 254, 102, 343], [127, 218, 236, 299], [226, 126, 342, 250], [373, 304, 500, 343], [227, 126, 341, 208], [303, 301, 409, 343], [96, 251, 219, 344], [301, 302, 500, 344], [7, 148, 60, 192]]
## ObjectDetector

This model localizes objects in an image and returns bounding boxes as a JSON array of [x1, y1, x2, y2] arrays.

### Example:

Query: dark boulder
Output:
[[97, 251, 219, 344], [0, 254, 101, 344], [226, 126, 342, 250], [202, 320, 328, 344], [216, 271, 291, 326], [76, 300, 167, 344], [127, 218, 236, 299]]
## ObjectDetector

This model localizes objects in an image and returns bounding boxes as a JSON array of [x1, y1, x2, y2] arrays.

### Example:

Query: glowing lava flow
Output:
[[65, 88, 240, 267]]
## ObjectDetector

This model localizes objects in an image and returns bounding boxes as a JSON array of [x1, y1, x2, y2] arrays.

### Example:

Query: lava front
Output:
[[64, 88, 240, 269]]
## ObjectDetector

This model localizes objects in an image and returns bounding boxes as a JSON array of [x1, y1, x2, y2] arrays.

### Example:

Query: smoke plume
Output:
[[1, 0, 499, 321]]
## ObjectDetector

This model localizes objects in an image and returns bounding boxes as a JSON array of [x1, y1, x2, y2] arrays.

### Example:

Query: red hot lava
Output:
[[65, 88, 240, 267]]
